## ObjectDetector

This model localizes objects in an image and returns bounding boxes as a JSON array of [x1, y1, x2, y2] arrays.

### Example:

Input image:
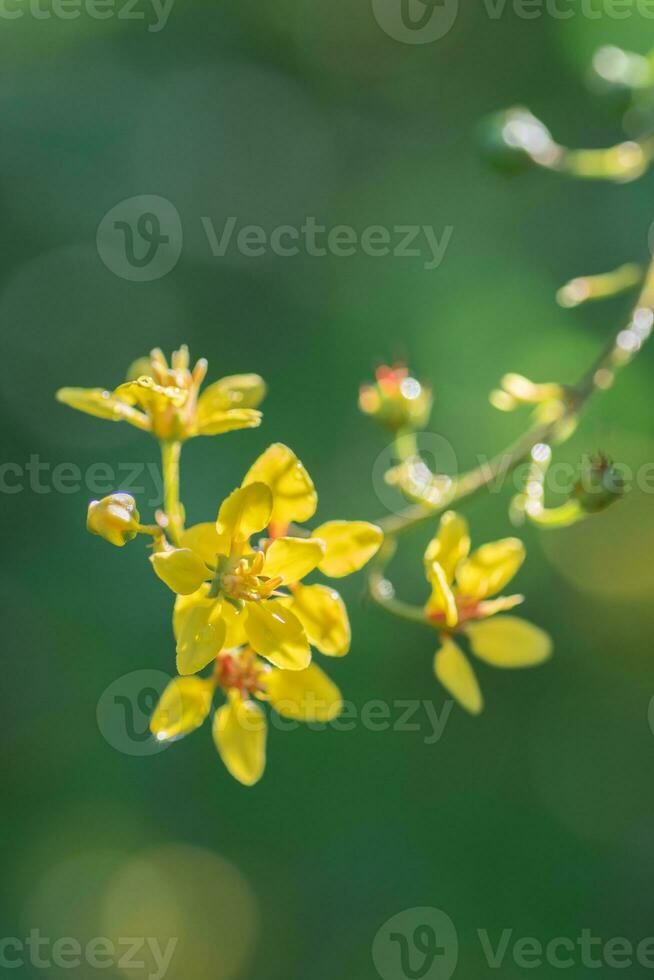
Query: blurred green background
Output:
[[3, 1, 654, 977]]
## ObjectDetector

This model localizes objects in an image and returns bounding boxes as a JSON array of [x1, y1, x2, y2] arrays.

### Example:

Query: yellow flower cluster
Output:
[[57, 349, 383, 785], [150, 443, 382, 784], [58, 345, 556, 784]]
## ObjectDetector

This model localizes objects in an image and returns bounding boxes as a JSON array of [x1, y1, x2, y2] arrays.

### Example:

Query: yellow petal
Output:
[[150, 548, 209, 595], [222, 601, 248, 648], [126, 356, 154, 381], [244, 599, 311, 670], [476, 594, 524, 618], [194, 408, 262, 437], [456, 538, 525, 599], [313, 520, 383, 578], [466, 616, 552, 668], [212, 694, 267, 786], [266, 664, 342, 722], [173, 586, 210, 641], [434, 639, 483, 715], [180, 523, 229, 566], [425, 561, 458, 628], [263, 537, 325, 584], [242, 443, 317, 526], [286, 583, 351, 657], [55, 387, 150, 430], [176, 600, 227, 675], [114, 376, 187, 415], [217, 482, 273, 543], [423, 511, 470, 583], [196, 373, 266, 417], [150, 676, 214, 741]]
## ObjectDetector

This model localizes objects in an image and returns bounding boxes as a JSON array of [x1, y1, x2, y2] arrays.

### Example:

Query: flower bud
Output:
[[478, 107, 558, 174], [572, 454, 625, 514], [359, 364, 432, 432], [87, 493, 141, 546]]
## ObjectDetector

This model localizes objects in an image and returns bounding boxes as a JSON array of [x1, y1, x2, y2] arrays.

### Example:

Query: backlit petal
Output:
[[55, 387, 150, 429], [434, 639, 483, 715], [173, 586, 210, 640], [313, 520, 383, 578], [286, 583, 351, 657], [222, 601, 248, 648], [150, 676, 214, 741], [467, 616, 552, 668], [217, 482, 273, 542], [197, 373, 266, 416], [423, 511, 470, 583], [176, 601, 227, 675], [180, 523, 229, 566], [194, 408, 262, 437], [245, 599, 311, 670], [212, 694, 267, 786], [242, 443, 317, 526], [456, 538, 525, 599], [150, 548, 209, 595], [114, 376, 187, 415], [266, 664, 342, 722], [425, 561, 458, 628], [263, 537, 325, 583]]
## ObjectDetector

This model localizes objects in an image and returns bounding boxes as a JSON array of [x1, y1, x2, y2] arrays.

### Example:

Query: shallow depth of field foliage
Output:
[[2, 4, 654, 979]]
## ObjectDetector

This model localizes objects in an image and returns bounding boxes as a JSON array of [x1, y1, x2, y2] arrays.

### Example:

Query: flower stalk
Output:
[[161, 439, 184, 546]]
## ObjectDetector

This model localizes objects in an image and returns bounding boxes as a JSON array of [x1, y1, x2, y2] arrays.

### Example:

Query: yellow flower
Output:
[[152, 444, 383, 677], [359, 363, 432, 432], [56, 345, 265, 442], [424, 511, 552, 714], [150, 646, 342, 785]]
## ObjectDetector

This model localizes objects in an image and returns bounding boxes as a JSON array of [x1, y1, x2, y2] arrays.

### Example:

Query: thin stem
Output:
[[161, 440, 184, 546], [368, 252, 654, 620]]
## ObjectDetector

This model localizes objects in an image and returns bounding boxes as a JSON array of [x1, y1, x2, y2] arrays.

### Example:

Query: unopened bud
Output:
[[572, 454, 625, 514], [359, 364, 432, 432], [87, 493, 141, 546]]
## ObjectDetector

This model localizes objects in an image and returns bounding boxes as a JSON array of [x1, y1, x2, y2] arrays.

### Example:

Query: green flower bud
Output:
[[572, 454, 625, 514], [87, 493, 141, 546]]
